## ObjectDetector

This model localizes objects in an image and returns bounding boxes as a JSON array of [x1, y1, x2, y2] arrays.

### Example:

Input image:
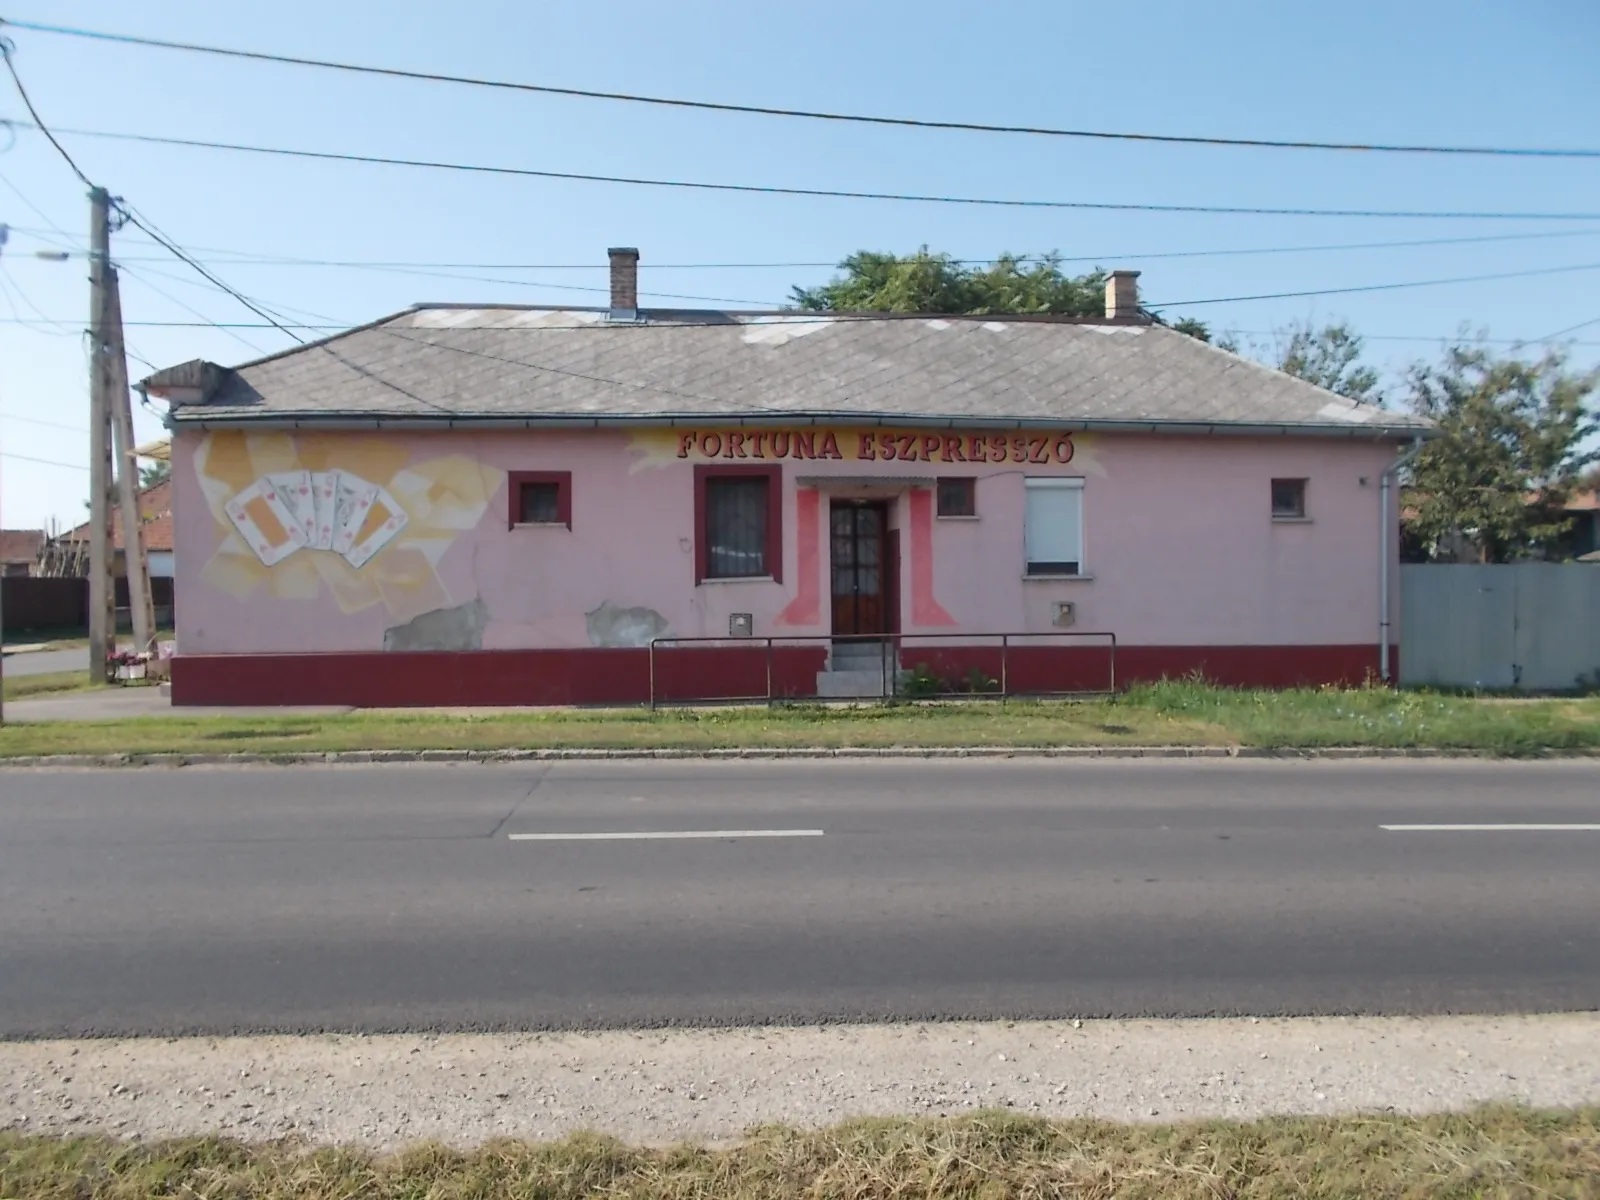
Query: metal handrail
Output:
[[647, 630, 1116, 709]]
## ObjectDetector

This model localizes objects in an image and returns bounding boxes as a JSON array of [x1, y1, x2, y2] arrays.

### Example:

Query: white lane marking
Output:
[[508, 829, 825, 841], [1381, 824, 1600, 832]]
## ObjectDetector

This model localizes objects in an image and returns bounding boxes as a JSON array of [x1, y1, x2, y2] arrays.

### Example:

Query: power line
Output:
[[115, 262, 270, 355], [1539, 314, 1600, 340], [379, 326, 731, 408], [0, 267, 80, 336], [11, 288, 1600, 343], [12, 225, 1600, 272], [0, 171, 83, 248], [0, 410, 85, 433], [120, 253, 783, 308], [1222, 328, 1600, 347], [0, 40, 93, 187], [1, 449, 87, 471], [7, 17, 1598, 160], [17, 121, 1600, 223], [117, 206, 306, 345], [0, 318, 341, 328], [0, 45, 312, 351], [1148, 261, 1600, 308], [84, 227, 1600, 275], [119, 259, 372, 325]]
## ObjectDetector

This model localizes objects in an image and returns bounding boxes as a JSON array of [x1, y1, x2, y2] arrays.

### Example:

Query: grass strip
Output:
[[3, 1107, 1597, 1198], [1, 670, 106, 703], [1, 683, 1597, 760], [1119, 679, 1600, 757]]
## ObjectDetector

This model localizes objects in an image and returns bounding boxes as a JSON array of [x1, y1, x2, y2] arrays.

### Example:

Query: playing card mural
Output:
[[194, 431, 503, 624]]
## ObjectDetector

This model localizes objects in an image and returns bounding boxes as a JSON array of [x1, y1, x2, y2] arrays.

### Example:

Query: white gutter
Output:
[[1379, 438, 1426, 683]]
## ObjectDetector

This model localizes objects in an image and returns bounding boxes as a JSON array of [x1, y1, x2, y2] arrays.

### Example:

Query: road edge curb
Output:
[[3, 745, 1600, 768]]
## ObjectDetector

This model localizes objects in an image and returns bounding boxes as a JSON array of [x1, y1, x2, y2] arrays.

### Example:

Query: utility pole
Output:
[[1, 462, 6, 727], [107, 267, 154, 653], [87, 186, 115, 683]]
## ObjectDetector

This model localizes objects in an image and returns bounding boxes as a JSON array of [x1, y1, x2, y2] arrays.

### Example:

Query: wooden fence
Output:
[[2, 577, 174, 636]]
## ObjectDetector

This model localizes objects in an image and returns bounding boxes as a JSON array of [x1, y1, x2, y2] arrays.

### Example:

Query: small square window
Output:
[[936, 477, 976, 517], [520, 482, 561, 524], [1271, 478, 1307, 519], [507, 471, 571, 528]]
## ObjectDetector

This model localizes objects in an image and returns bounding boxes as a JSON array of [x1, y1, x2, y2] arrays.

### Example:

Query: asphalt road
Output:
[[2, 759, 1598, 1037], [1, 647, 89, 677]]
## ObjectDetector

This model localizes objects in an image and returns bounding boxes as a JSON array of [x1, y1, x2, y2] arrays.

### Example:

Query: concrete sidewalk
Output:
[[3, 687, 351, 722]]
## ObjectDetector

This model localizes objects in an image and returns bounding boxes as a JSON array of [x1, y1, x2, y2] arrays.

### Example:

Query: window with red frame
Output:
[[508, 471, 571, 529], [694, 464, 782, 582]]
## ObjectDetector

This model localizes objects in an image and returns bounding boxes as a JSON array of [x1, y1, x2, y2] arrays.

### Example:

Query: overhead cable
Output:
[[38, 226, 1600, 273], [1147, 261, 1600, 307], [1, 45, 312, 348], [1539, 314, 1600, 340], [14, 122, 1600, 222], [5, 17, 1597, 159], [1, 449, 88, 470]]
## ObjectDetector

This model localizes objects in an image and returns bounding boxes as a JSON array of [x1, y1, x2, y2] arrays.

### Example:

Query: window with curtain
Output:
[[1024, 478, 1084, 576], [519, 481, 561, 524], [704, 475, 771, 578], [1271, 478, 1308, 519]]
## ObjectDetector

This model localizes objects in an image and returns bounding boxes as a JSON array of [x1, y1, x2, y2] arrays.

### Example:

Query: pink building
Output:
[[144, 253, 1429, 706]]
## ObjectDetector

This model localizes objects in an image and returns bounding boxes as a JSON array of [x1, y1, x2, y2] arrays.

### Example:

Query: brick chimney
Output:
[[608, 247, 639, 320], [1105, 269, 1141, 321]]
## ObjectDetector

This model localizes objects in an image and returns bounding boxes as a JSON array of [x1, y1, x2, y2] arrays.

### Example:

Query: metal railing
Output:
[[646, 630, 1116, 709]]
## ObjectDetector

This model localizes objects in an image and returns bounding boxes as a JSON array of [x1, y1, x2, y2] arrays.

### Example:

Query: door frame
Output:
[[829, 498, 892, 637]]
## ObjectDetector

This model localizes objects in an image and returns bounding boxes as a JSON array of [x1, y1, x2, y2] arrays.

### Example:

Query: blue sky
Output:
[[2, 0, 1597, 531]]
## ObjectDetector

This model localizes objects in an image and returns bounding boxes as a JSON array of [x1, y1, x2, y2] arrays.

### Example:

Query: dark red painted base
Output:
[[171, 644, 1397, 707]]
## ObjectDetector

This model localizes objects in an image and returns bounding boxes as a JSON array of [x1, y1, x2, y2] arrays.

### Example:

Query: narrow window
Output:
[[936, 477, 977, 518], [1024, 478, 1084, 576], [705, 475, 771, 578], [507, 471, 571, 528], [1271, 478, 1308, 520]]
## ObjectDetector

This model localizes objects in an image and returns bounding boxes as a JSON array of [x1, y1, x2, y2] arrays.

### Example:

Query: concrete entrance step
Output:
[[829, 644, 894, 668], [816, 666, 907, 699]]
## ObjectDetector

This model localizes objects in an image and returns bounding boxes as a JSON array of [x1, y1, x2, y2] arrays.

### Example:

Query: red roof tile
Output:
[[64, 480, 173, 552], [0, 528, 44, 565]]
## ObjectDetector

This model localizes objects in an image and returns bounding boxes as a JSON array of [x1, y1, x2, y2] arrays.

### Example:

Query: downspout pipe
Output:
[[1379, 438, 1425, 683]]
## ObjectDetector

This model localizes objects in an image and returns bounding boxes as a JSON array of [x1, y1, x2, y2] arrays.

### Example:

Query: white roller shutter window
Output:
[[1024, 478, 1084, 576]]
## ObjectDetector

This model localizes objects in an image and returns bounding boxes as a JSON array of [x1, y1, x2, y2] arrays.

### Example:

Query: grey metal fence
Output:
[[1400, 564, 1600, 691], [646, 631, 1117, 709]]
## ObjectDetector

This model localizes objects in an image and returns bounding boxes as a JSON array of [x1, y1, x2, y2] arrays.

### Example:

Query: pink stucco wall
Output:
[[171, 427, 1400, 656]]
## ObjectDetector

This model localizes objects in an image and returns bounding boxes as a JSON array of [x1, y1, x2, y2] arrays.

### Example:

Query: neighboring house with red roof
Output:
[[62, 479, 175, 578], [1401, 484, 1600, 563], [1564, 486, 1600, 561], [0, 528, 44, 577]]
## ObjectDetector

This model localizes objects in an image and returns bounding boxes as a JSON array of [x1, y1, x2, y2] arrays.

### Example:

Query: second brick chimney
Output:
[[608, 247, 640, 320], [1105, 269, 1141, 321]]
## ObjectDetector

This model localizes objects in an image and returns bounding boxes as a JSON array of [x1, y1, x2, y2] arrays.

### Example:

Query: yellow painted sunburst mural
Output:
[[193, 431, 503, 625]]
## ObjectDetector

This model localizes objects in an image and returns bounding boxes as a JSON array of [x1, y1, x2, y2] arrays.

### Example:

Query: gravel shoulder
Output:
[[4, 1014, 1597, 1148]]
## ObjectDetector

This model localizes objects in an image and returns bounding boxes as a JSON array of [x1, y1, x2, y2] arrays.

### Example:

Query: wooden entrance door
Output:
[[830, 501, 888, 635]]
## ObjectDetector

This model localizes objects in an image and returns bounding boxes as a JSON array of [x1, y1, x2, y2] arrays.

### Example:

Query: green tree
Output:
[[1169, 316, 1213, 343], [791, 249, 1106, 315], [140, 460, 171, 489], [1276, 320, 1382, 404], [1404, 345, 1598, 563]]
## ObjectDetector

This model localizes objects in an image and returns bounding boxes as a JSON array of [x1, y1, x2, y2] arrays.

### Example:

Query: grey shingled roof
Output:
[[157, 307, 1433, 439]]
